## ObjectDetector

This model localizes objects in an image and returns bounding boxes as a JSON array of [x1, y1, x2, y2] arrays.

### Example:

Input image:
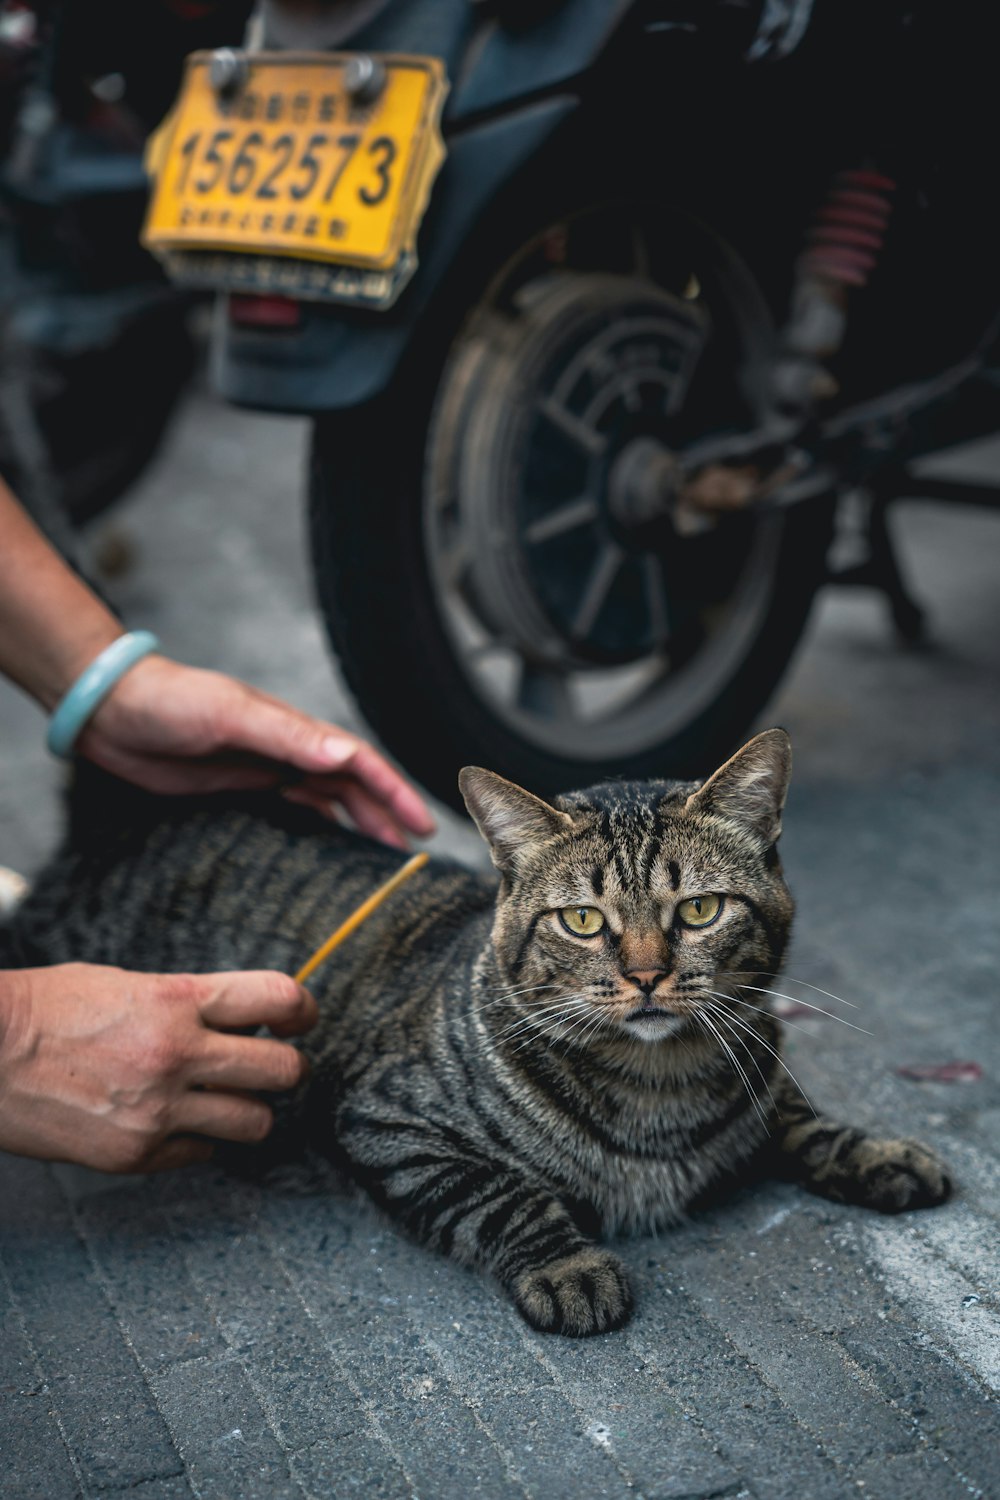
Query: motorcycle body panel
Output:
[[213, 96, 576, 411], [212, 0, 1000, 430], [212, 0, 648, 412]]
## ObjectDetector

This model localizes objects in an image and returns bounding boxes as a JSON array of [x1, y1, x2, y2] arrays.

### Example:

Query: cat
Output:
[[1, 729, 950, 1336]]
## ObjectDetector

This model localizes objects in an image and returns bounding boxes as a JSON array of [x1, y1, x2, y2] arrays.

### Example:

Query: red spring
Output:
[[801, 168, 895, 289]]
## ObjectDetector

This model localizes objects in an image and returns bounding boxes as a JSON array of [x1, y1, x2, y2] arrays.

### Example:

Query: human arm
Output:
[[0, 476, 123, 710], [0, 477, 434, 845]]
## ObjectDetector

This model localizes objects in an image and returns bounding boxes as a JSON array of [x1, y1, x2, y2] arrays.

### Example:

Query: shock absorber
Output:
[[679, 168, 897, 520], [802, 168, 896, 289], [773, 167, 896, 415]]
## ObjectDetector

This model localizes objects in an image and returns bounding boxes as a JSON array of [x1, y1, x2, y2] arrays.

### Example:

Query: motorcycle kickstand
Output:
[[826, 487, 927, 643]]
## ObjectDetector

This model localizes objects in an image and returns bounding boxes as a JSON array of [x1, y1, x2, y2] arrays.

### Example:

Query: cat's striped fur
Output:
[[1, 730, 949, 1335]]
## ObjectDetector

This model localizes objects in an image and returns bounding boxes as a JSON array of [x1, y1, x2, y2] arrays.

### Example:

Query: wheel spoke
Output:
[[643, 554, 672, 646], [538, 397, 608, 457], [523, 495, 600, 545], [437, 536, 471, 589], [571, 542, 625, 641], [466, 636, 513, 663], [516, 662, 575, 720], [664, 316, 710, 416]]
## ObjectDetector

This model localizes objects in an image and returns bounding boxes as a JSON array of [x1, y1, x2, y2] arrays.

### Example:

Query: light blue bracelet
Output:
[[46, 630, 161, 759]]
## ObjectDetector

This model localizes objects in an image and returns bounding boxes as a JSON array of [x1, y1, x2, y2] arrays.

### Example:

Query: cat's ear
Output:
[[683, 729, 792, 845], [459, 768, 572, 871]]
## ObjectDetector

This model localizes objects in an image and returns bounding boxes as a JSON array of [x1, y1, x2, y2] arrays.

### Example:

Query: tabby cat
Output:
[[2, 729, 950, 1335]]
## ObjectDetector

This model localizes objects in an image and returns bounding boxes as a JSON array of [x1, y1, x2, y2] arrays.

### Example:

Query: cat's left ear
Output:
[[459, 767, 572, 872], [683, 729, 792, 845]]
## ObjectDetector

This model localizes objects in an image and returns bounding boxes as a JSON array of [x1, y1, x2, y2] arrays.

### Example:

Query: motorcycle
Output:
[[0, 0, 250, 540], [141, 0, 1000, 808]]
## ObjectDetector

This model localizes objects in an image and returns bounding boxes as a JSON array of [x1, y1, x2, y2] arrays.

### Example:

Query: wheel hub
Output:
[[447, 272, 709, 666], [606, 436, 680, 534]]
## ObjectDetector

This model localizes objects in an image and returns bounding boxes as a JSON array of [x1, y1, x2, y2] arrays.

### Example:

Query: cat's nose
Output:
[[626, 970, 670, 997]]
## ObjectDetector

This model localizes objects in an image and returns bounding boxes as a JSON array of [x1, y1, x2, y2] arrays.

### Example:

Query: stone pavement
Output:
[[1, 388, 998, 1499]]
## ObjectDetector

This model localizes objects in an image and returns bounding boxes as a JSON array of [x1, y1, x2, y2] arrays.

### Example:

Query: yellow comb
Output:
[[294, 851, 430, 985]]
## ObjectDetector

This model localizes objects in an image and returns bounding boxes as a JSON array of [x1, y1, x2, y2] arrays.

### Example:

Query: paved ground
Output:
[[1, 385, 998, 1500]]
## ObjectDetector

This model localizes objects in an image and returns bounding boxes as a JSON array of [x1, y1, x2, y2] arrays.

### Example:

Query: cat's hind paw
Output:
[[512, 1248, 632, 1336]]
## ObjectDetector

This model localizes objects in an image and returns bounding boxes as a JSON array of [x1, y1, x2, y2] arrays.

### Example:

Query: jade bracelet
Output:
[[46, 630, 161, 759]]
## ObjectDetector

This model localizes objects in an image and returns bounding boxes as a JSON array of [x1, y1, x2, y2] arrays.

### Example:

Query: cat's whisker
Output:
[[693, 1010, 770, 1133], [479, 983, 563, 1011], [703, 988, 816, 1036], [490, 994, 583, 1040], [473, 1001, 581, 1056], [736, 984, 872, 1035], [555, 1005, 610, 1052], [489, 996, 575, 1032], [485, 979, 562, 996], [695, 1002, 773, 1122], [508, 1003, 595, 1055], [478, 1021, 562, 1059], [491, 998, 591, 1051], [700, 995, 819, 1120], [521, 997, 601, 1045], [780, 974, 859, 1010], [700, 1000, 779, 1116], [692, 1009, 761, 1123], [717, 970, 859, 1010], [558, 1005, 610, 1048], [486, 987, 574, 1016]]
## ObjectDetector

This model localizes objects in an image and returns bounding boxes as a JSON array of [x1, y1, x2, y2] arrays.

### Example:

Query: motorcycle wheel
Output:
[[0, 304, 196, 530], [310, 208, 833, 810], [51, 307, 196, 527]]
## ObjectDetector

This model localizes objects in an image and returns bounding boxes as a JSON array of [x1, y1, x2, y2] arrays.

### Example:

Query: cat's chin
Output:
[[619, 1009, 688, 1042]]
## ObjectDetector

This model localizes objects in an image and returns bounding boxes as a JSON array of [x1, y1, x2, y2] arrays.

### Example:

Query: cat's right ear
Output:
[[682, 728, 792, 845], [459, 768, 572, 872]]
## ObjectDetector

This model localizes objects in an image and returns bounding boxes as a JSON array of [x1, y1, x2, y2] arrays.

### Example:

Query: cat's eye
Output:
[[559, 905, 606, 938], [677, 894, 723, 928]]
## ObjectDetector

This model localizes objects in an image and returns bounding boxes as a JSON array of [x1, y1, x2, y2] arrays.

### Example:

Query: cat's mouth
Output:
[[621, 1003, 687, 1037], [625, 1002, 673, 1021]]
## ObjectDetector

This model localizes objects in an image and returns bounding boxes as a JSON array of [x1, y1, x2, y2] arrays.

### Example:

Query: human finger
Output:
[[279, 784, 341, 823], [196, 972, 318, 1036], [174, 1090, 275, 1144], [193, 1033, 309, 1093], [335, 779, 411, 850], [221, 693, 436, 837], [140, 1138, 216, 1173], [282, 778, 411, 849], [324, 737, 436, 837], [81, 747, 286, 798]]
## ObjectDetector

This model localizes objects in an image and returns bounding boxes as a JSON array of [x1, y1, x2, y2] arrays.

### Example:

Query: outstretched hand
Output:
[[79, 655, 435, 849]]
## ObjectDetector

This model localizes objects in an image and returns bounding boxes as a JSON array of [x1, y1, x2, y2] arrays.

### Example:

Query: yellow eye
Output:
[[677, 894, 722, 928], [559, 906, 606, 937]]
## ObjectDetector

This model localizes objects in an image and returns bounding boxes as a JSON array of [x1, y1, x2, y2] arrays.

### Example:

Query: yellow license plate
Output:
[[143, 51, 448, 274]]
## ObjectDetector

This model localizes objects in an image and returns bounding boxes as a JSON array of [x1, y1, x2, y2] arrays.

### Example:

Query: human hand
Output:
[[78, 654, 435, 849], [0, 963, 317, 1173]]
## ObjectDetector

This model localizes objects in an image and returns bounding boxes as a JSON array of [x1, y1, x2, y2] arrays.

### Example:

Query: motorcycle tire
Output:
[[309, 395, 833, 813]]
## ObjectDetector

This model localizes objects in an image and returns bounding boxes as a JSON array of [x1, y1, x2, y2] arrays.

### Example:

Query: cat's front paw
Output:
[[839, 1136, 952, 1213], [512, 1248, 632, 1336]]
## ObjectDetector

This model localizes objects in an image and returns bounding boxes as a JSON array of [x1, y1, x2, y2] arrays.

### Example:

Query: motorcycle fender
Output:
[[211, 96, 576, 414]]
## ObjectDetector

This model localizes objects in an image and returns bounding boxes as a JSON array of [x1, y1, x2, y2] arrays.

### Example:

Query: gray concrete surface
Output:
[[1, 386, 998, 1500]]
